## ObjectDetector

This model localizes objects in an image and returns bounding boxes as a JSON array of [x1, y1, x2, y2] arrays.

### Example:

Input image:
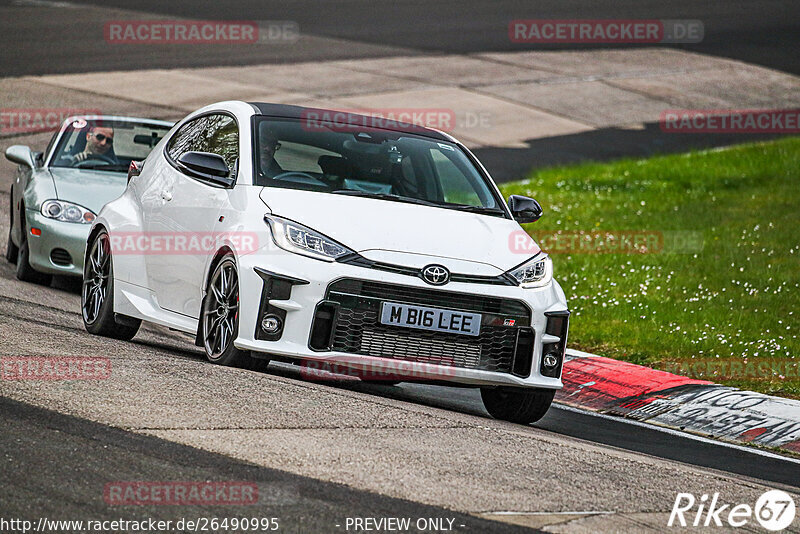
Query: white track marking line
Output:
[[11, 0, 79, 7]]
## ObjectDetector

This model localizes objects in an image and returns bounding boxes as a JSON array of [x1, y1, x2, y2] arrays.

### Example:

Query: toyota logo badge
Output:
[[422, 264, 450, 286]]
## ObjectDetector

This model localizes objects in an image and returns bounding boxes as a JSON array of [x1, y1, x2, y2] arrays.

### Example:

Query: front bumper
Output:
[[234, 250, 569, 389], [25, 210, 89, 276]]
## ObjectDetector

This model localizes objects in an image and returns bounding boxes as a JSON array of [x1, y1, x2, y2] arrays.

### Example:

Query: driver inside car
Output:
[[258, 130, 284, 178], [69, 126, 117, 166]]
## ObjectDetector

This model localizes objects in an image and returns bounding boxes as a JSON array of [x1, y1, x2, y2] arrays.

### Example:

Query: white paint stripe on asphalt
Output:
[[553, 403, 800, 465], [485, 510, 614, 515], [11, 0, 79, 7]]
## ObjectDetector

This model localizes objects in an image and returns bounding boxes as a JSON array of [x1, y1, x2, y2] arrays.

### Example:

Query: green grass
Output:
[[499, 138, 800, 398]]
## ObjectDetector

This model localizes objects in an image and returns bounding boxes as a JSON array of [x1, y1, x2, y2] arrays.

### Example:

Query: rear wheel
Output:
[[82, 230, 140, 340], [201, 254, 268, 371], [480, 387, 555, 424]]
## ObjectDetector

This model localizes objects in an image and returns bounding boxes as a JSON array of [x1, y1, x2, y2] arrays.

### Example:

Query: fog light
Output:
[[261, 314, 282, 334], [542, 352, 560, 370]]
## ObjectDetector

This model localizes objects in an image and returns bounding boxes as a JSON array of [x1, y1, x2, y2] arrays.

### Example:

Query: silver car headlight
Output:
[[41, 200, 96, 224], [507, 255, 553, 288], [265, 215, 353, 262]]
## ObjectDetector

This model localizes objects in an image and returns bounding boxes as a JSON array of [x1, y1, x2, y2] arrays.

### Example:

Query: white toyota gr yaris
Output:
[[82, 101, 569, 424]]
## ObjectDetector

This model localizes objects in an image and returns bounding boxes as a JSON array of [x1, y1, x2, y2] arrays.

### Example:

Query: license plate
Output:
[[379, 302, 481, 337]]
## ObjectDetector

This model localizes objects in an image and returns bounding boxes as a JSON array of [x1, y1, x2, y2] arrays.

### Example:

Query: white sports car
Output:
[[82, 101, 569, 424]]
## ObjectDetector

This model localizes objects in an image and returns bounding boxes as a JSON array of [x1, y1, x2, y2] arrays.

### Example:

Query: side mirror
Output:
[[127, 160, 143, 183], [508, 195, 543, 223], [177, 151, 234, 187], [5, 145, 35, 168]]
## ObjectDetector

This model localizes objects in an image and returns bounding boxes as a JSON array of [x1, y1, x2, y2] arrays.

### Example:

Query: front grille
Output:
[[318, 278, 532, 375], [50, 248, 72, 266]]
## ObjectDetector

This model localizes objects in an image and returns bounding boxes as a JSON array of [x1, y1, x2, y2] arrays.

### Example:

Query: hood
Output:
[[259, 187, 540, 272], [48, 167, 128, 214]]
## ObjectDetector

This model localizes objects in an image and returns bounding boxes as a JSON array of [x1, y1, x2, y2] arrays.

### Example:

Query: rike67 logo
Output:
[[669, 490, 796, 531]]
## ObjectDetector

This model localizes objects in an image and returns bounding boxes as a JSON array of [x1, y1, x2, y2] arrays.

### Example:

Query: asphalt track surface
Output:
[[0, 228, 797, 530], [0, 397, 534, 534], [0, 0, 798, 76], [2, 1, 800, 531]]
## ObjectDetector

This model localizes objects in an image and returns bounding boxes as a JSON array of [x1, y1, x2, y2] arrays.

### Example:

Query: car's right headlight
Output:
[[506, 255, 553, 288], [40, 200, 96, 224], [265, 215, 353, 262]]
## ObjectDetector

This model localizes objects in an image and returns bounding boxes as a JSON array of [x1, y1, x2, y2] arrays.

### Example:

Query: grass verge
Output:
[[499, 138, 800, 398]]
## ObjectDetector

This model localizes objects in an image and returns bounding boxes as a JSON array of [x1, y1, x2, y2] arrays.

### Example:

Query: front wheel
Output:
[[201, 254, 268, 371], [5, 193, 18, 263], [82, 230, 140, 340], [480, 387, 555, 424], [16, 237, 51, 286]]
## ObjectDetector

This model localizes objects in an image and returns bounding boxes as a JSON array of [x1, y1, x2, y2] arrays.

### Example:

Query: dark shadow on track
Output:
[[262, 362, 800, 489]]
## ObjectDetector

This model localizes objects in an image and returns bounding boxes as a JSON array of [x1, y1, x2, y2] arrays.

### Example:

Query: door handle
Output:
[[161, 190, 173, 201]]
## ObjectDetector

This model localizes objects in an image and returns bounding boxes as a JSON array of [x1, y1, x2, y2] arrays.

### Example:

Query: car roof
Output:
[[247, 102, 452, 142]]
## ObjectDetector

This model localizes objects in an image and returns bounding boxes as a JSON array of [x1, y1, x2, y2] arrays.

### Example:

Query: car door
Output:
[[144, 113, 239, 318]]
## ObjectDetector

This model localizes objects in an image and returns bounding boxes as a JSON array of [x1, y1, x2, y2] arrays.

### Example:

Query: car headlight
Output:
[[40, 200, 96, 224], [507, 255, 553, 288], [265, 215, 353, 262]]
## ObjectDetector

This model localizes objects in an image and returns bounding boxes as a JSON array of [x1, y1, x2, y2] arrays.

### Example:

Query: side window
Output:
[[429, 148, 482, 206], [193, 115, 239, 172], [167, 116, 206, 162], [167, 114, 239, 173]]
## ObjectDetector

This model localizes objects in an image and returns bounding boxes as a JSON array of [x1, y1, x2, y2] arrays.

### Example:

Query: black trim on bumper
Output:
[[541, 310, 570, 378], [254, 268, 308, 342]]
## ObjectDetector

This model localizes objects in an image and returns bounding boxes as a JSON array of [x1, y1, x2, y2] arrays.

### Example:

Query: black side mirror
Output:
[[177, 151, 234, 187], [508, 195, 543, 223]]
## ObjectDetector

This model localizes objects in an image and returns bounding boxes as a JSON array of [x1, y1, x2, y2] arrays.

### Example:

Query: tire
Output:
[[5, 194, 18, 263], [16, 236, 52, 286], [82, 230, 140, 340], [200, 254, 268, 371], [480, 386, 555, 424]]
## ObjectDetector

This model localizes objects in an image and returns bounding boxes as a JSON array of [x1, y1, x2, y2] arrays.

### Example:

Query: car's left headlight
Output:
[[506, 255, 553, 288], [40, 200, 96, 224], [265, 215, 353, 262]]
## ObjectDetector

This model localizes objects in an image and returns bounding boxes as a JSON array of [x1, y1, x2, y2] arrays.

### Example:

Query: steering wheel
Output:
[[74, 155, 117, 167], [271, 171, 327, 186]]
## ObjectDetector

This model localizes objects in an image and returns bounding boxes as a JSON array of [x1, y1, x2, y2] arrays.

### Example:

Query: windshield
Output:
[[254, 117, 505, 215], [50, 118, 172, 172]]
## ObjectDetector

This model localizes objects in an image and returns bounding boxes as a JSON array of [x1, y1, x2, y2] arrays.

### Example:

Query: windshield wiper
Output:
[[332, 190, 507, 216], [444, 204, 507, 216], [331, 190, 442, 207]]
